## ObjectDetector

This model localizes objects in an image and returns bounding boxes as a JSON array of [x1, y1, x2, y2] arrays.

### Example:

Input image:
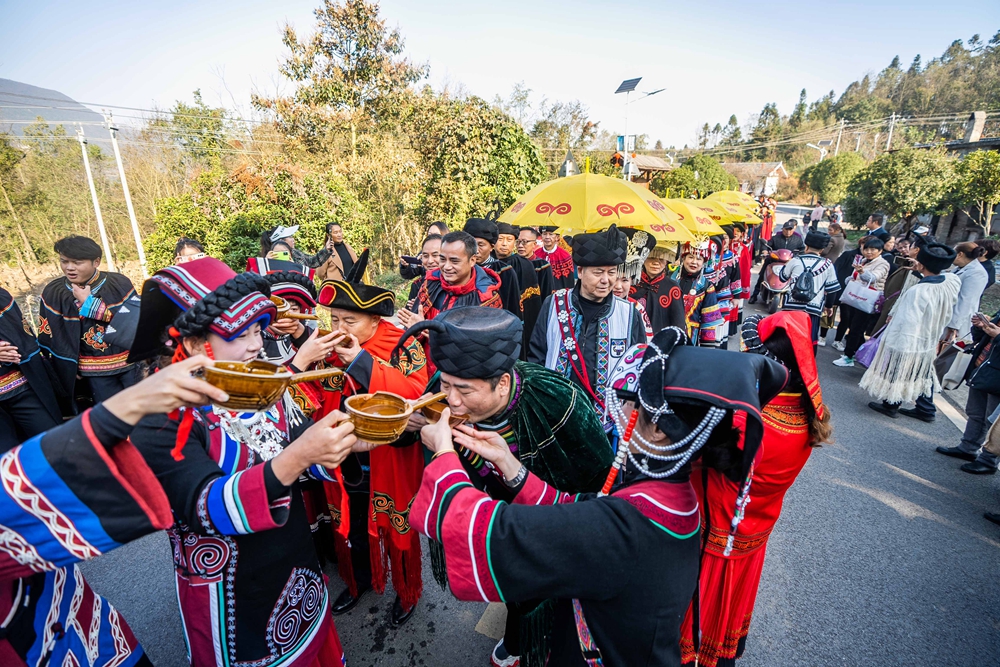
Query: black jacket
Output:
[[769, 232, 805, 253], [965, 312, 1000, 395]]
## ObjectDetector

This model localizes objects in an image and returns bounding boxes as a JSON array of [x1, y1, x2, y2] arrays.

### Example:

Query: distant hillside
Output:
[[0, 79, 110, 142]]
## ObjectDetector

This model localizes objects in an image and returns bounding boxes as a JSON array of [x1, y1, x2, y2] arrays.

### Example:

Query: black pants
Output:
[[86, 366, 141, 403], [751, 257, 775, 299], [0, 388, 60, 452], [841, 304, 875, 358], [347, 490, 373, 591]]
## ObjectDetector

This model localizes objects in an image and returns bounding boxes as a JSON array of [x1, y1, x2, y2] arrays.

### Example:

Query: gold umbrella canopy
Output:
[[500, 173, 694, 243], [708, 190, 760, 208], [662, 199, 727, 236]]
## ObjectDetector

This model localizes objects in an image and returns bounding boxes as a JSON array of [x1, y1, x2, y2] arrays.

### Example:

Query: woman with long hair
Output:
[[680, 311, 833, 667], [126, 257, 357, 667]]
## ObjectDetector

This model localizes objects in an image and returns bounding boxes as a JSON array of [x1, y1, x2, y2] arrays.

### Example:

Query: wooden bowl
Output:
[[421, 401, 469, 428], [201, 360, 343, 412], [345, 393, 412, 445], [270, 296, 318, 321]]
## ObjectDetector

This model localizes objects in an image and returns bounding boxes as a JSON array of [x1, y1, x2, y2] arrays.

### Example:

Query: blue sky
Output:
[[1, 0, 998, 146]]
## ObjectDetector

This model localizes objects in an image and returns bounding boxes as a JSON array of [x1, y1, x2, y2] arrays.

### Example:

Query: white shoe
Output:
[[832, 340, 846, 352], [491, 639, 520, 667], [817, 338, 827, 347], [833, 356, 854, 367]]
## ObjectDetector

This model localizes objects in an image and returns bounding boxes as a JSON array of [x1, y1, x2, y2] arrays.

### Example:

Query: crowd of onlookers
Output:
[[758, 205, 1000, 526]]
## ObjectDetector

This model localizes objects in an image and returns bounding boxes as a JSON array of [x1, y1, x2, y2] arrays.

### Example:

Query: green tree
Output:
[[843, 147, 955, 227], [801, 152, 867, 204], [146, 90, 229, 163], [952, 150, 1000, 235], [650, 154, 737, 199], [252, 0, 427, 154], [529, 99, 600, 152]]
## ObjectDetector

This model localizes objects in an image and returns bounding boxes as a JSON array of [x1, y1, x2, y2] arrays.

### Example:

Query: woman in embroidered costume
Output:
[[306, 251, 429, 628], [126, 257, 358, 667], [703, 236, 734, 345], [0, 358, 226, 667], [670, 243, 726, 347], [679, 311, 832, 667], [412, 327, 787, 667], [727, 224, 753, 337]]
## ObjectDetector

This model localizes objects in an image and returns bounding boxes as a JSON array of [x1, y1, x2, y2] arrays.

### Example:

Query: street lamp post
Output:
[[806, 139, 834, 162], [614, 77, 664, 181]]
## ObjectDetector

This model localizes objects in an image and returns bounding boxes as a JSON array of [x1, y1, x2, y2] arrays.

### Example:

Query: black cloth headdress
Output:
[[496, 222, 519, 238], [572, 224, 627, 267], [263, 270, 317, 311], [917, 242, 957, 274], [393, 306, 522, 378], [538, 225, 558, 233], [804, 230, 830, 250], [317, 248, 395, 317], [464, 218, 499, 245]]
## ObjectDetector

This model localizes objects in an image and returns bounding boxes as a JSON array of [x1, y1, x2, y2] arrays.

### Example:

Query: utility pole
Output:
[[623, 90, 631, 181], [76, 127, 116, 271], [885, 113, 896, 151], [855, 133, 862, 152], [834, 119, 845, 156], [106, 112, 148, 278]]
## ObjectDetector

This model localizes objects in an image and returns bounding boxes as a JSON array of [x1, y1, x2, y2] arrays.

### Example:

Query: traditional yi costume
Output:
[[0, 406, 172, 667], [680, 312, 825, 666], [728, 224, 753, 336], [415, 327, 787, 667], [535, 226, 576, 291], [247, 258, 319, 365], [703, 236, 734, 345], [465, 218, 524, 321], [309, 253, 429, 625], [626, 230, 685, 337], [0, 288, 61, 449], [417, 263, 503, 321], [394, 306, 614, 667], [670, 243, 726, 347], [529, 225, 646, 429], [38, 268, 139, 409], [497, 223, 545, 353], [126, 258, 346, 667]]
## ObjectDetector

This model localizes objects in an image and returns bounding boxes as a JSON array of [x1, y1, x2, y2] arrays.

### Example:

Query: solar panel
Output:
[[615, 78, 642, 94]]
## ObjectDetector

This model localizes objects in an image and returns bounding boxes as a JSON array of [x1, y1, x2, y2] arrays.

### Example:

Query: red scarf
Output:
[[418, 266, 503, 320]]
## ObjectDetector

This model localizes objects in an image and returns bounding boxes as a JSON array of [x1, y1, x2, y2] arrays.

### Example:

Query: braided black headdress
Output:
[[173, 272, 272, 339], [263, 270, 317, 299], [739, 315, 780, 364], [392, 306, 522, 378]]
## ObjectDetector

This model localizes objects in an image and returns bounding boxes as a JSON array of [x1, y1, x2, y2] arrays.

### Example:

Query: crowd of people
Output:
[[16, 197, 996, 667]]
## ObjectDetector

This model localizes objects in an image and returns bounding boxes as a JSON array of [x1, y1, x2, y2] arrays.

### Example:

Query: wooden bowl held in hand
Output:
[[270, 296, 319, 321], [201, 360, 343, 412], [345, 391, 447, 445], [421, 401, 469, 428]]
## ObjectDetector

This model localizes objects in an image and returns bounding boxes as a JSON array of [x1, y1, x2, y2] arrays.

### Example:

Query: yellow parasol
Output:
[[708, 198, 763, 225], [708, 190, 759, 208], [500, 173, 694, 243], [662, 199, 726, 236]]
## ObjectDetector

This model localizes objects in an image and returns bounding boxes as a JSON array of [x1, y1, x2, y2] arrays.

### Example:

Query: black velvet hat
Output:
[[394, 306, 522, 378], [917, 242, 957, 274], [572, 224, 627, 267], [538, 225, 559, 233], [317, 249, 395, 317], [804, 230, 830, 250], [464, 218, 499, 245], [496, 222, 519, 238]]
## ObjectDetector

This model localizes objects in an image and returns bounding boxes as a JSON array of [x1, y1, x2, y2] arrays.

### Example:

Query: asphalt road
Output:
[[79, 239, 1000, 666]]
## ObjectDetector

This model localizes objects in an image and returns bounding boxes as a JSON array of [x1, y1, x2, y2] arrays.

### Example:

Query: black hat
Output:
[[317, 249, 395, 317], [782, 220, 797, 230], [572, 224, 627, 267], [394, 306, 522, 379], [464, 218, 499, 245], [496, 222, 519, 238], [917, 242, 957, 274], [804, 230, 830, 249], [621, 227, 657, 281], [263, 270, 317, 311], [538, 225, 559, 233]]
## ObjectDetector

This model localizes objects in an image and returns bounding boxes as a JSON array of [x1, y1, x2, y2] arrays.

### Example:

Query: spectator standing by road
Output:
[[863, 243, 960, 422], [944, 242, 989, 344], [975, 238, 999, 292], [822, 222, 847, 264], [866, 213, 890, 242], [809, 201, 825, 232], [832, 238, 890, 367], [936, 311, 1000, 475]]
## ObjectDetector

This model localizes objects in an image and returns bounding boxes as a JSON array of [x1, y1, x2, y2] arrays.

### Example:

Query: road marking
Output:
[[933, 394, 967, 432]]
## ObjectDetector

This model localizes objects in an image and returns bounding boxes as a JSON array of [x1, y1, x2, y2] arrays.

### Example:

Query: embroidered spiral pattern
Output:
[[271, 570, 323, 653], [187, 538, 229, 578], [596, 202, 635, 218]]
